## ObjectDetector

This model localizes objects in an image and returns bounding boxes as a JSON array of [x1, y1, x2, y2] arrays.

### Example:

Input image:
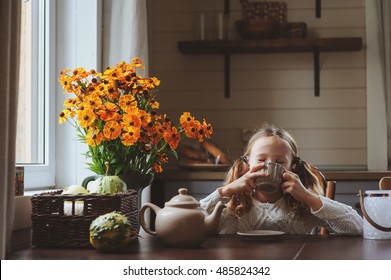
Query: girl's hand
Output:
[[219, 163, 266, 197], [282, 171, 323, 211]]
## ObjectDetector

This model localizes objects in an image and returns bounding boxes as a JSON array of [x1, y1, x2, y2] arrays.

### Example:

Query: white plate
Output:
[[237, 230, 285, 239]]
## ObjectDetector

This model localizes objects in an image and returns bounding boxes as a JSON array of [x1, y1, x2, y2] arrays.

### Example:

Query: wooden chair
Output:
[[307, 164, 336, 235], [379, 176, 391, 190], [319, 180, 336, 235]]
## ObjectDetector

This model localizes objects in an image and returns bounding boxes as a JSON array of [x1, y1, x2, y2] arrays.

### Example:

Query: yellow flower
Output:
[[58, 110, 69, 124], [77, 107, 96, 128], [58, 72, 73, 92]]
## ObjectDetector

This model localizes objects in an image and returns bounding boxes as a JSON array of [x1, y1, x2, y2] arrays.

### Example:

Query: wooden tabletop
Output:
[[7, 234, 391, 260]]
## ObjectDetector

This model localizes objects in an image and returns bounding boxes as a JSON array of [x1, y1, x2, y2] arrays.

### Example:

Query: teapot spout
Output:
[[204, 201, 226, 236]]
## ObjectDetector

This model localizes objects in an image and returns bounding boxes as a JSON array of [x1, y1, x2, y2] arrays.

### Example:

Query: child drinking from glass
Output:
[[200, 123, 363, 235]]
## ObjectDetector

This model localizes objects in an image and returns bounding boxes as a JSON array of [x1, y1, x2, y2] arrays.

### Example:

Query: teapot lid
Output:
[[165, 188, 200, 207]]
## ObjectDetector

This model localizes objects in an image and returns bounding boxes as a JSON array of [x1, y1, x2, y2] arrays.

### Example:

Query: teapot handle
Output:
[[139, 202, 161, 235]]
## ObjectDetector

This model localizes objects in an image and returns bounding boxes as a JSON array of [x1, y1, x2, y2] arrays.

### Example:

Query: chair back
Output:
[[319, 180, 336, 235], [306, 164, 336, 235]]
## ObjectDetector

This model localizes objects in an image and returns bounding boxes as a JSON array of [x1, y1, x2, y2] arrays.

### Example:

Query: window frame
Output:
[[23, 0, 56, 190]]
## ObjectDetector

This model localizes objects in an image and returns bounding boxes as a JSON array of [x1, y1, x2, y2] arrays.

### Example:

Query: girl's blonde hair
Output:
[[224, 122, 325, 217]]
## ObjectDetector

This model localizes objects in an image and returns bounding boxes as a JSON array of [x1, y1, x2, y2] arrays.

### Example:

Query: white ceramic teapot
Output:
[[139, 188, 226, 247]]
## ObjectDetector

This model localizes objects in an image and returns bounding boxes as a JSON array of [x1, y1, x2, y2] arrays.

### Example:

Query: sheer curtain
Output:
[[102, 0, 149, 70], [377, 1, 391, 168], [0, 0, 21, 259]]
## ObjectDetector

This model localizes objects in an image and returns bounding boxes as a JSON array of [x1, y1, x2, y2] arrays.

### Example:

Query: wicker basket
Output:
[[238, 1, 288, 39], [31, 190, 138, 248], [240, 0, 287, 25]]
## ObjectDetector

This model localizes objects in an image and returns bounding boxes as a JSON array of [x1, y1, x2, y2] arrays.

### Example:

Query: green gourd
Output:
[[87, 162, 127, 194], [89, 211, 136, 251]]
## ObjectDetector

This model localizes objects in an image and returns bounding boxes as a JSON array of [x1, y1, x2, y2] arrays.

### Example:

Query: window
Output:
[[17, 0, 55, 189]]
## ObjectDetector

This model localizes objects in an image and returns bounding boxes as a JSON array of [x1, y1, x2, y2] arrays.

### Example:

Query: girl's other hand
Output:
[[282, 171, 322, 211]]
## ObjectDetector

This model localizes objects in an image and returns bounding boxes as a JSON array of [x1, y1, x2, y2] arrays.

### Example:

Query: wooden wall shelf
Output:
[[178, 38, 363, 54], [177, 37, 363, 97]]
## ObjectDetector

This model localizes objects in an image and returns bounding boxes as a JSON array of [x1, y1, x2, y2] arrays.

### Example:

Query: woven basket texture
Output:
[[31, 190, 138, 248], [240, 0, 287, 24]]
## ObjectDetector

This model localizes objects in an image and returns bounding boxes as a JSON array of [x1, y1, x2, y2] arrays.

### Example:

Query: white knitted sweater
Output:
[[199, 190, 363, 235]]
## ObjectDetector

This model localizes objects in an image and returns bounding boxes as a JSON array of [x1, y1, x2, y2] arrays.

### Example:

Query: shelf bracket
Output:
[[313, 46, 320, 97], [224, 0, 230, 98], [316, 0, 321, 18], [224, 53, 230, 98]]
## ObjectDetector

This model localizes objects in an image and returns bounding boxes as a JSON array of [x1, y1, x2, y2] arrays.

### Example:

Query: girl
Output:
[[200, 123, 363, 235]]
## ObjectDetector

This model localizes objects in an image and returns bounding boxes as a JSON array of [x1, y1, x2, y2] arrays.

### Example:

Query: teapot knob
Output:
[[178, 188, 188, 195]]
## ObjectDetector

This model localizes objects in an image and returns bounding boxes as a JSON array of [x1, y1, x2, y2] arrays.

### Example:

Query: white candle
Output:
[[199, 13, 205, 40], [218, 13, 224, 40]]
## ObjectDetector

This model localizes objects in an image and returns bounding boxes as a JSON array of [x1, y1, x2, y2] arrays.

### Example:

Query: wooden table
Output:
[[7, 234, 391, 260]]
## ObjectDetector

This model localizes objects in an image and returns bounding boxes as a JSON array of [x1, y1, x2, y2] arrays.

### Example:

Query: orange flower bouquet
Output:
[[58, 57, 213, 175]]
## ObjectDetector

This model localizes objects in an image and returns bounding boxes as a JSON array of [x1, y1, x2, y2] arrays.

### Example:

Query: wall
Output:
[[147, 0, 367, 170]]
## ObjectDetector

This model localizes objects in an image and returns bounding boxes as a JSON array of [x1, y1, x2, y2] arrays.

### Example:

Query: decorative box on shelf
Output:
[[31, 190, 137, 248]]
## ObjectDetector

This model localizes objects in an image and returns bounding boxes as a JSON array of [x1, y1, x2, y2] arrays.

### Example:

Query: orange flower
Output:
[[84, 93, 102, 109], [164, 126, 181, 149], [58, 58, 213, 175], [180, 112, 194, 127], [121, 127, 140, 146], [119, 94, 137, 111], [71, 67, 89, 80], [149, 99, 160, 110], [97, 102, 118, 121], [103, 121, 121, 140], [201, 119, 213, 139], [183, 119, 201, 140], [121, 108, 141, 131], [131, 57, 145, 70], [153, 163, 163, 173], [86, 129, 104, 146], [63, 98, 79, 110], [139, 110, 151, 128]]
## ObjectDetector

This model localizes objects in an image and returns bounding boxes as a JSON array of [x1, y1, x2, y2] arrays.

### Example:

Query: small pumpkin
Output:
[[89, 211, 136, 252], [87, 162, 127, 194]]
